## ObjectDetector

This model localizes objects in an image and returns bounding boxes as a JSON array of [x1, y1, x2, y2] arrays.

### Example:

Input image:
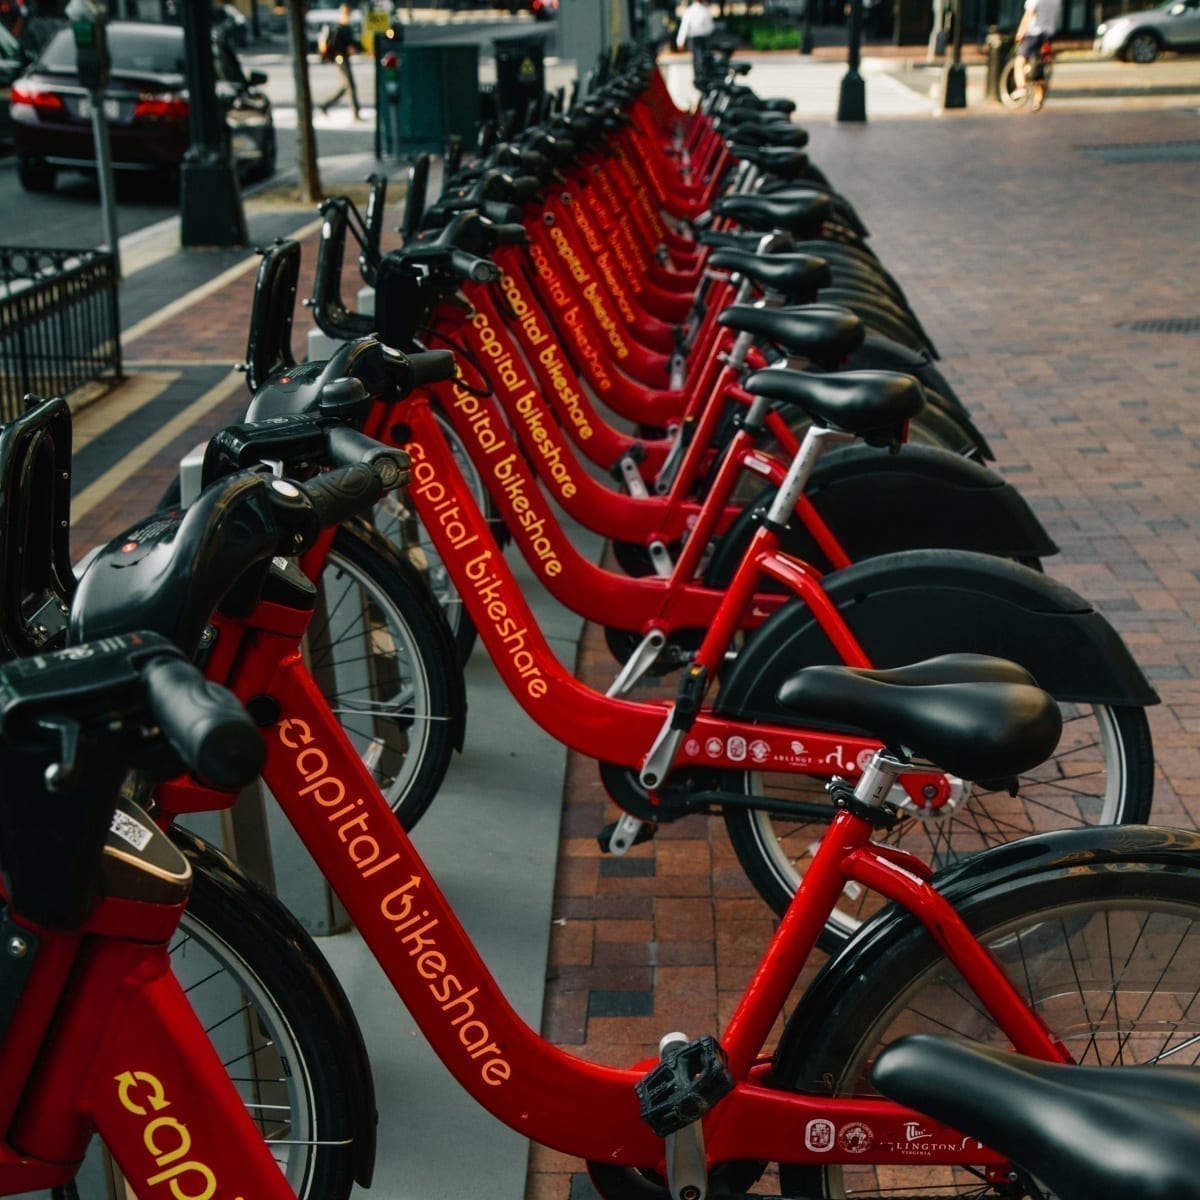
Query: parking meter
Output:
[[67, 0, 119, 275], [67, 0, 109, 91]]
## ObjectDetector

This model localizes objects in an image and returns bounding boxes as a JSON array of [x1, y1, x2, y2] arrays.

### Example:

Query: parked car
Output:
[[9, 21, 274, 193], [1094, 0, 1200, 61], [303, 5, 363, 52], [0, 18, 30, 144]]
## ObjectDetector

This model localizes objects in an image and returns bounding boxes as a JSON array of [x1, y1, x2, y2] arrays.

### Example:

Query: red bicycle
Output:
[[0, 632, 308, 1200], [222, 335, 1157, 939], [63, 434, 1200, 1200]]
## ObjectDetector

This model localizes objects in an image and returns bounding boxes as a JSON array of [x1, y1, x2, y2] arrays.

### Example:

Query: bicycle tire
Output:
[[722, 700, 1153, 948], [999, 57, 1029, 109], [311, 525, 461, 830], [170, 851, 366, 1199], [774, 857, 1200, 1198]]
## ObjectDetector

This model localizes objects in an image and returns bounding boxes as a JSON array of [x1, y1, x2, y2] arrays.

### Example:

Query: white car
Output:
[[1094, 0, 1200, 62]]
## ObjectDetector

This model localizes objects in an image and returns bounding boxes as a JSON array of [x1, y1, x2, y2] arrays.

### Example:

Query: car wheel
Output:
[[1124, 30, 1161, 62], [17, 158, 55, 193]]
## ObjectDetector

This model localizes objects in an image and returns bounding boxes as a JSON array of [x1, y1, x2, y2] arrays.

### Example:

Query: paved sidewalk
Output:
[[526, 104, 1200, 1200], [60, 77, 1200, 1200]]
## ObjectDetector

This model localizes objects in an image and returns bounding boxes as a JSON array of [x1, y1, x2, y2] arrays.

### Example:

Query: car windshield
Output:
[[37, 26, 187, 76]]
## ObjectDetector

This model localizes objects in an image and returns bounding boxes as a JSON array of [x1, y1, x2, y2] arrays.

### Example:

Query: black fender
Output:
[[817, 289, 933, 359], [706, 445, 1057, 582], [173, 827, 379, 1187], [342, 516, 468, 753], [772, 824, 1200, 1085], [907, 396, 991, 461], [714, 549, 1158, 707], [769, 392, 990, 466]]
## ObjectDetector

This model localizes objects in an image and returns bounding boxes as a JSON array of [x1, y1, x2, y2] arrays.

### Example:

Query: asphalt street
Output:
[[0, 13, 545, 251], [0, 28, 1195, 251]]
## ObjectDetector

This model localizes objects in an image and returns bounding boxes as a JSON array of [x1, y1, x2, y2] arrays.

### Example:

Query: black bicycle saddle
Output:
[[776, 657, 1062, 780], [872, 1035, 1200, 1200], [718, 303, 864, 366], [713, 192, 832, 236], [709, 250, 831, 300], [730, 144, 811, 180], [743, 367, 924, 442]]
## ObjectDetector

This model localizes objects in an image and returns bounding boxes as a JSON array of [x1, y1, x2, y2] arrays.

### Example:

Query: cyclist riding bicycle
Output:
[[1013, 0, 1060, 110]]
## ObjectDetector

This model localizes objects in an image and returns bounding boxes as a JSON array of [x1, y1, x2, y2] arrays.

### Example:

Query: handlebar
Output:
[[0, 632, 264, 927], [266, 464, 385, 551], [450, 249, 502, 283], [143, 654, 265, 791], [71, 445, 407, 657], [244, 337, 454, 426]]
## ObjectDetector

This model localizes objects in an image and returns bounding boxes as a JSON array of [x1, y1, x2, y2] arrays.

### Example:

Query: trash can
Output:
[[380, 41, 480, 157], [493, 35, 545, 133], [984, 27, 1014, 101]]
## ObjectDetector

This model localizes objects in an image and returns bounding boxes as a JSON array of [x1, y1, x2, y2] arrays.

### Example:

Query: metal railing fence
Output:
[[0, 247, 122, 421]]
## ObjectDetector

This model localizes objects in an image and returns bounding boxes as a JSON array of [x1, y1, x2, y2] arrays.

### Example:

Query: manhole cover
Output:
[[1080, 141, 1200, 163], [1115, 317, 1200, 334]]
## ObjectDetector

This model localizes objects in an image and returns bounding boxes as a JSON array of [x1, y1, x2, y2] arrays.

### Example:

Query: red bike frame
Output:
[[365, 389, 946, 806], [439, 292, 846, 569], [0, 879, 296, 1200], [151, 588, 1068, 1176]]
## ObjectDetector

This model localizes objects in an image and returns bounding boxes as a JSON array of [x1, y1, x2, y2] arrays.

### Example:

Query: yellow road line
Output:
[[72, 369, 243, 520], [71, 371, 179, 451]]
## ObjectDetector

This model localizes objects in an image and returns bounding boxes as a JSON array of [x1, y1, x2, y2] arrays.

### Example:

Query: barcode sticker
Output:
[[110, 808, 153, 852]]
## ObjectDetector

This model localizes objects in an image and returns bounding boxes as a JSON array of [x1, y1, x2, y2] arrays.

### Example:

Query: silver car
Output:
[[1094, 0, 1200, 62]]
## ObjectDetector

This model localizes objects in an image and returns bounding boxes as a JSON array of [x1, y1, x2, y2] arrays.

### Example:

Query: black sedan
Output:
[[0, 19, 29, 143], [9, 21, 274, 193]]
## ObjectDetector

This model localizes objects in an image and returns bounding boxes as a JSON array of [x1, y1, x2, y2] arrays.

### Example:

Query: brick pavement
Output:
[[524, 105, 1200, 1200], [64, 100, 1200, 1200]]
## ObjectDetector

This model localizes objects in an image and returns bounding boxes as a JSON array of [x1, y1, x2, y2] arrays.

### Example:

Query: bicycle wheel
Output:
[[170, 851, 366, 1199], [775, 858, 1200, 1198], [999, 57, 1029, 108], [310, 525, 461, 830], [723, 701, 1153, 947]]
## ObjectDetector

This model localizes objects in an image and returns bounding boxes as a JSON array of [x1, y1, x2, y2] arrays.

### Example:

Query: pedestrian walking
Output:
[[676, 0, 715, 90], [319, 3, 363, 120]]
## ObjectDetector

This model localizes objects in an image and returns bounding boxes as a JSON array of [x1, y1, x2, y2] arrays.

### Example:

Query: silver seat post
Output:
[[763, 425, 855, 529], [852, 750, 909, 809]]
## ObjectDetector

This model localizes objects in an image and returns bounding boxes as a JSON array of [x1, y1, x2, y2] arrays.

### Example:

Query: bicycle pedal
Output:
[[597, 819, 656, 854], [636, 1035, 734, 1136]]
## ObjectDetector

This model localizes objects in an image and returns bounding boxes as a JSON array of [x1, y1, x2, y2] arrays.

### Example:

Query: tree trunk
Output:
[[287, 0, 322, 202]]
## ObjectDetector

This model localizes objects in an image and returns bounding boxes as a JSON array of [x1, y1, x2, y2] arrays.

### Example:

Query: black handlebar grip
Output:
[[493, 223, 529, 246], [449, 249, 501, 284], [326, 426, 410, 490], [143, 657, 265, 792], [407, 349, 457, 387], [299, 463, 385, 529]]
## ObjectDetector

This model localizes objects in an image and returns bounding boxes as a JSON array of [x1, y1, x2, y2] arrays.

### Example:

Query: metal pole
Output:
[[837, 0, 867, 120], [179, 0, 247, 246], [940, 0, 967, 106], [88, 94, 122, 278]]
